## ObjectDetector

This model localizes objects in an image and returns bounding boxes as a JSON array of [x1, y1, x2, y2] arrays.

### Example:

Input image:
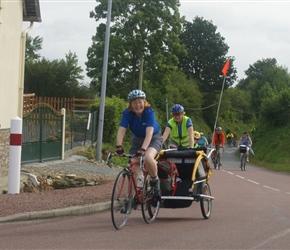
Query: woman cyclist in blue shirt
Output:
[[115, 90, 163, 192]]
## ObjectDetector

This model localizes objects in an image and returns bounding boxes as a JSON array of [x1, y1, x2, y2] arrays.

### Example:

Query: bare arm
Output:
[[142, 127, 154, 150], [188, 126, 194, 148], [116, 126, 127, 146], [162, 127, 171, 144]]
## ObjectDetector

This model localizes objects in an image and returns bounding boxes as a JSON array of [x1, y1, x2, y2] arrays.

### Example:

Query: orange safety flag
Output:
[[222, 59, 230, 76]]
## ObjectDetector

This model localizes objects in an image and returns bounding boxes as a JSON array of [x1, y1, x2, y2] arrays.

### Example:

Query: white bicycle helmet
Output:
[[215, 127, 222, 131], [127, 90, 146, 101]]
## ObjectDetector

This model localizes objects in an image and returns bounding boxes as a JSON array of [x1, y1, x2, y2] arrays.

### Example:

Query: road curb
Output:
[[0, 201, 111, 223]]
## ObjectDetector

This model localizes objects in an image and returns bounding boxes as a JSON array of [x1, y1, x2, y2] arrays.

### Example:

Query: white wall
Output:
[[0, 0, 23, 129]]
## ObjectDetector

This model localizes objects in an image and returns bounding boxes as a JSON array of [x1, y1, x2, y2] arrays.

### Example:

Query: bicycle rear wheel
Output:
[[200, 182, 212, 219], [141, 173, 160, 224], [111, 169, 132, 230]]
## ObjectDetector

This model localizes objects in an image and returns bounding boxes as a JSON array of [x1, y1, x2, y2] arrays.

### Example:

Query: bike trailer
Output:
[[156, 148, 213, 208]]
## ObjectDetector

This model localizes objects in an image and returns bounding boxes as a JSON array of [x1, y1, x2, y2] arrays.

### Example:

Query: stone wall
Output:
[[0, 129, 10, 177]]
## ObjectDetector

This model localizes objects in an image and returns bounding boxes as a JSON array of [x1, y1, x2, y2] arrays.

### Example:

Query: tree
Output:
[[236, 58, 290, 113], [24, 51, 89, 98], [178, 17, 237, 93], [260, 88, 290, 127], [86, 0, 186, 100], [237, 58, 290, 90], [25, 35, 43, 61]]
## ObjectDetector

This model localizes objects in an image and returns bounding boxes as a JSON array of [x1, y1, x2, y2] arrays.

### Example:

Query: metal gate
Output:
[[21, 105, 63, 163]]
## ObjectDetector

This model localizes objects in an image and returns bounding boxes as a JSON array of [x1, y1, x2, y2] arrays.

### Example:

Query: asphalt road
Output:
[[1, 146, 290, 249]]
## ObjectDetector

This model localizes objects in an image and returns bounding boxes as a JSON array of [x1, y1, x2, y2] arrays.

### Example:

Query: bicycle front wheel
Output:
[[240, 154, 246, 171], [141, 173, 160, 224], [217, 152, 221, 169], [111, 169, 132, 230], [200, 182, 212, 219]]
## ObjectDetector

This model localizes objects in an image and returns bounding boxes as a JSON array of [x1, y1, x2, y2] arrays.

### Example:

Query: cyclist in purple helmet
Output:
[[162, 104, 194, 148]]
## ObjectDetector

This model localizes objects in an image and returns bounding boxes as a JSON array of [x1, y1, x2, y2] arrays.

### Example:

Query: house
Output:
[[0, 0, 41, 176]]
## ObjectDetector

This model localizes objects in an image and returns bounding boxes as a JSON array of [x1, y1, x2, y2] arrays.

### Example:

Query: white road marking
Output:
[[247, 179, 260, 185], [263, 185, 280, 192], [252, 229, 290, 249], [221, 168, 289, 194]]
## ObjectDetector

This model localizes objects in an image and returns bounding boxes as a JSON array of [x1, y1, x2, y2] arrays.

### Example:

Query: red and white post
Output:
[[8, 117, 22, 194]]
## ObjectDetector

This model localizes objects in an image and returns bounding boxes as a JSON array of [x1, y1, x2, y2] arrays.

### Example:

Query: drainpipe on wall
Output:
[[18, 21, 33, 118]]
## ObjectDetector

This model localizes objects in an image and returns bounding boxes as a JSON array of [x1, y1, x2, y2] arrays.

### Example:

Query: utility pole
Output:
[[96, 0, 112, 161], [165, 98, 168, 121], [138, 55, 144, 90]]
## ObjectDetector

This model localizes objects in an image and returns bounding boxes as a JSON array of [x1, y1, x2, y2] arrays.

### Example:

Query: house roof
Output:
[[23, 0, 42, 22]]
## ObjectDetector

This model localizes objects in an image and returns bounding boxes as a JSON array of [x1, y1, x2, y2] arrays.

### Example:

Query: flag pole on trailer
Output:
[[213, 59, 230, 132]]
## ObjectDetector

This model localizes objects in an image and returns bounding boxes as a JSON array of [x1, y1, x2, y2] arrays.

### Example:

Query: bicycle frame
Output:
[[107, 152, 160, 229], [107, 152, 146, 204]]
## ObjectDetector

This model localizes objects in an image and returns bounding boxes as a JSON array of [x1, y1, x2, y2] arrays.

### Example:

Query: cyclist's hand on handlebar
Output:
[[115, 145, 124, 156], [135, 148, 146, 157]]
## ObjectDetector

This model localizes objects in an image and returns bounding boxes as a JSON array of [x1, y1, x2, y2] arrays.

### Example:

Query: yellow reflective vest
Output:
[[168, 116, 190, 147]]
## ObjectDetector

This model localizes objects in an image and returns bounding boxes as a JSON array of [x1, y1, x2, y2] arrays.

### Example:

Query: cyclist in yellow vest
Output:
[[162, 104, 194, 148]]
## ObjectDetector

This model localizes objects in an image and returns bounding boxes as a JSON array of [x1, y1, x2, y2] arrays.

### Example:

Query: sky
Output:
[[25, 0, 290, 84]]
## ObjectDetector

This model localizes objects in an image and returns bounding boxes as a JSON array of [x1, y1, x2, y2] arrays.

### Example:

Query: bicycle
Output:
[[211, 144, 221, 169], [239, 145, 248, 171], [106, 152, 161, 230]]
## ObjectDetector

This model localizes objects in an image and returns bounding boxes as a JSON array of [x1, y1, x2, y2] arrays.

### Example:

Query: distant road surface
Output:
[[1, 146, 290, 249]]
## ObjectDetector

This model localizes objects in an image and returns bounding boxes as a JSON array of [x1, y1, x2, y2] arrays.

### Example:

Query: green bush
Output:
[[90, 96, 127, 144]]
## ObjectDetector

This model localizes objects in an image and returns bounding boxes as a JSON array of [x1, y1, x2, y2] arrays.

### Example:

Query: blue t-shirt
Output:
[[240, 135, 251, 146], [198, 136, 207, 146], [119, 108, 160, 138]]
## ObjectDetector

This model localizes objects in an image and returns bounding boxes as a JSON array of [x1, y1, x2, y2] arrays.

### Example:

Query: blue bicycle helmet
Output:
[[171, 104, 184, 114], [127, 90, 146, 101]]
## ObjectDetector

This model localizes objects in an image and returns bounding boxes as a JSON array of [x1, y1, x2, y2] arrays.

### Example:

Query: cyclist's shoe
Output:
[[246, 158, 249, 163], [150, 178, 160, 191], [150, 178, 161, 203]]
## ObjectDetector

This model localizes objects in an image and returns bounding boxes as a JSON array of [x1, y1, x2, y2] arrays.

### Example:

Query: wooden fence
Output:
[[23, 93, 95, 114]]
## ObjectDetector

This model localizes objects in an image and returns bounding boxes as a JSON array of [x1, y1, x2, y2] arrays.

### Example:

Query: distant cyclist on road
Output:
[[226, 130, 234, 146], [212, 127, 225, 166], [238, 132, 252, 162], [162, 104, 194, 149]]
